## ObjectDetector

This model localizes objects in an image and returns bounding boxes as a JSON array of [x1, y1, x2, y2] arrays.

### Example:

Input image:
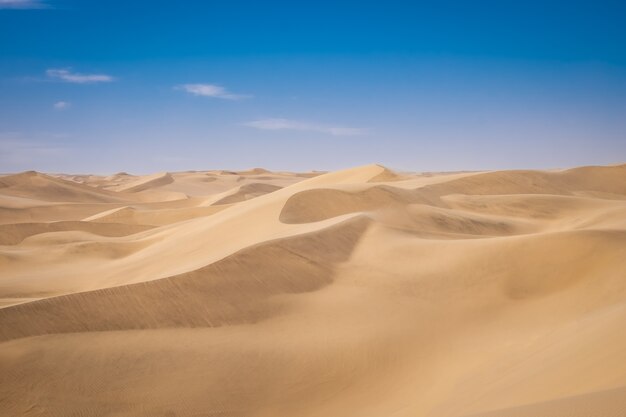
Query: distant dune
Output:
[[115, 172, 175, 193], [1, 163, 625, 416]]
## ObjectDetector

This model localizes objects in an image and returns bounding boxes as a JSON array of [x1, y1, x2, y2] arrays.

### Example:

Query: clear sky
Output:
[[1, 0, 625, 173]]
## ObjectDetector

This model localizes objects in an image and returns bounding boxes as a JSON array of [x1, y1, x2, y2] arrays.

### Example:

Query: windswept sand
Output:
[[1, 163, 625, 416]]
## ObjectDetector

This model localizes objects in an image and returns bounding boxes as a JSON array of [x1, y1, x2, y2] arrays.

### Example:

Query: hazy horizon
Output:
[[2, 161, 626, 178]]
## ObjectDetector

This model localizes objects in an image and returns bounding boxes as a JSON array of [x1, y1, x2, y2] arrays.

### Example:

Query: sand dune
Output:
[[211, 182, 283, 205], [0, 171, 127, 203], [0, 221, 153, 245], [0, 216, 369, 340], [115, 172, 175, 193], [1, 163, 625, 416], [83, 204, 231, 226]]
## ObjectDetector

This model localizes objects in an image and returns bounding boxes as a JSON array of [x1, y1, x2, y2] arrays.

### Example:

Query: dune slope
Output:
[[0, 163, 625, 417]]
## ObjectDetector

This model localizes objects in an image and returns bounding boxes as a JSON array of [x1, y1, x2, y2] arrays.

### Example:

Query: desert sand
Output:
[[0, 163, 625, 417]]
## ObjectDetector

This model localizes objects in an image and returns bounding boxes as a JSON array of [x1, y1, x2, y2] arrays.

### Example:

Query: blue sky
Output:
[[1, 0, 625, 173]]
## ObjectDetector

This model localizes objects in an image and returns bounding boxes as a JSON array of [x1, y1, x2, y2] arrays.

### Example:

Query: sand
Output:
[[0, 163, 625, 416]]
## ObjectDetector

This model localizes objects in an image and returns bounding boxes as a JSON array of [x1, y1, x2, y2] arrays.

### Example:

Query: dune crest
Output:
[[115, 172, 175, 193], [1, 163, 625, 416]]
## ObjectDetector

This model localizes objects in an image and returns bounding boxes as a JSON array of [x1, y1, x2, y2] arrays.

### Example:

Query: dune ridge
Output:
[[0, 163, 625, 417], [115, 172, 175, 193]]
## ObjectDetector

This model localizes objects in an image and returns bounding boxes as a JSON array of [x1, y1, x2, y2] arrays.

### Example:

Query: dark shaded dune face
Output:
[[254, 175, 282, 180], [558, 164, 626, 195], [213, 183, 283, 205], [426, 171, 573, 196], [118, 172, 175, 193], [376, 204, 526, 238], [280, 186, 432, 224], [367, 166, 406, 182], [237, 168, 271, 175], [0, 170, 39, 187], [425, 211, 513, 236], [0, 171, 125, 203], [279, 185, 512, 236], [0, 216, 370, 342], [0, 221, 154, 245], [0, 203, 129, 225], [425, 165, 626, 198]]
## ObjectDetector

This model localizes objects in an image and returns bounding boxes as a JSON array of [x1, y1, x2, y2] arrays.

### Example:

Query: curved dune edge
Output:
[[0, 221, 154, 245], [114, 172, 175, 193], [83, 204, 231, 226], [279, 185, 424, 223], [0, 215, 370, 341], [366, 165, 407, 182], [0, 171, 129, 203], [1, 163, 626, 417], [211, 182, 283, 205]]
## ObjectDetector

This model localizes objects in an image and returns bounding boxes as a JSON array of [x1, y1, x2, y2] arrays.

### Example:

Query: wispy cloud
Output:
[[46, 68, 115, 84], [177, 84, 250, 100], [244, 118, 368, 136], [0, 0, 49, 9], [53, 101, 70, 110]]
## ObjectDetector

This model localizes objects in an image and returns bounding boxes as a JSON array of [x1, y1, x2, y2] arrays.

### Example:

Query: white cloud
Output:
[[177, 83, 250, 100], [243, 118, 367, 136], [0, 0, 48, 9], [46, 68, 115, 84], [53, 101, 70, 110]]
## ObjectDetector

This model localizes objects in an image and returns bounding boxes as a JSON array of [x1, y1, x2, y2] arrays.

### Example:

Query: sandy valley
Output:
[[1, 163, 625, 416]]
